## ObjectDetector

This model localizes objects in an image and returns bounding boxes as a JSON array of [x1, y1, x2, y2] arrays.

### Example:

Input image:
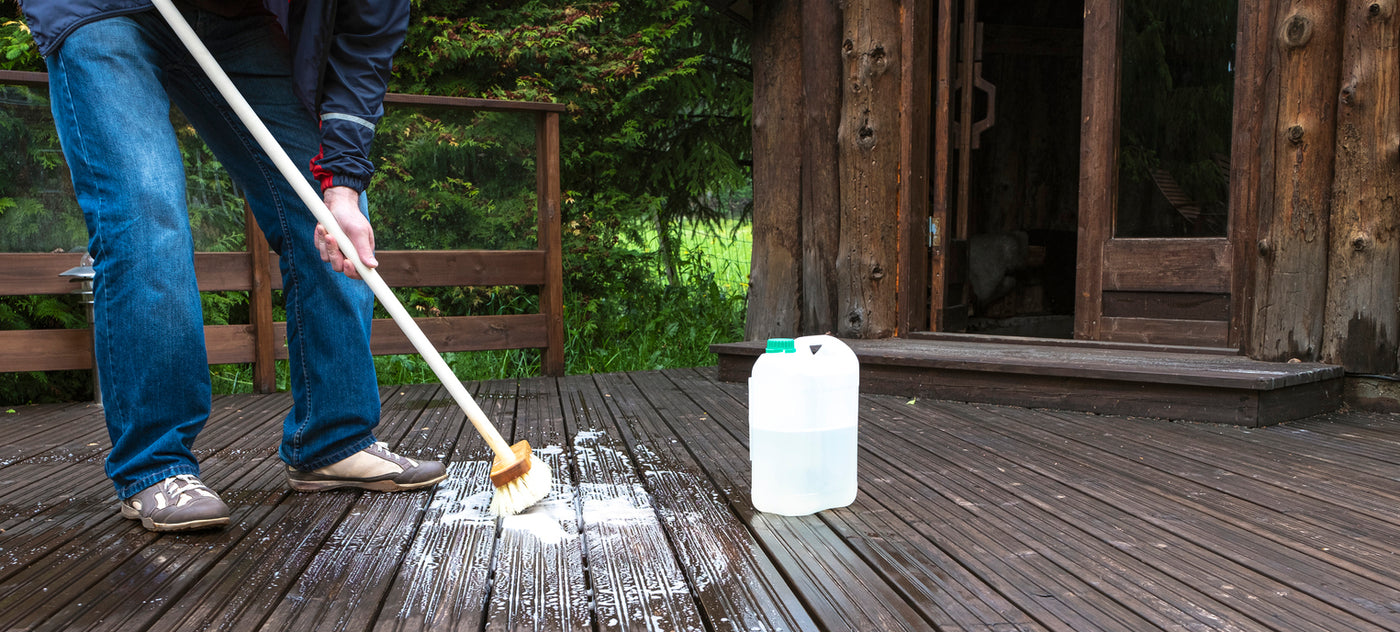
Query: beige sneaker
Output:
[[120, 475, 230, 532], [286, 442, 447, 492]]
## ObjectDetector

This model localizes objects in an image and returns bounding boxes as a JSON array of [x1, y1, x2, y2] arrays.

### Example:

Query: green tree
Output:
[[395, 0, 752, 291]]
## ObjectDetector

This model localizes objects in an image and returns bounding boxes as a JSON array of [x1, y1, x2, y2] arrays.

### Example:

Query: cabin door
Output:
[[929, 0, 1083, 337], [1075, 0, 1240, 347]]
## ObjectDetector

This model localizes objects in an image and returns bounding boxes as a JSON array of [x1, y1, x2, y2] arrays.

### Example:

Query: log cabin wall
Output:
[[1248, 0, 1400, 376], [746, 0, 1400, 376], [747, 0, 918, 340]]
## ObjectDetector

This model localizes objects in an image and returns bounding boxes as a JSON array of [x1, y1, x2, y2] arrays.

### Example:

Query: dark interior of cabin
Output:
[[948, 0, 1236, 339]]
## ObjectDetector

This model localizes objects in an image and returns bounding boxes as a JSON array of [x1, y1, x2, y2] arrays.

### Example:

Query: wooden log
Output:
[[1227, 0, 1281, 349], [1074, 0, 1121, 340], [801, 0, 841, 336], [1321, 0, 1400, 373], [897, 0, 934, 335], [836, 0, 901, 338], [930, 0, 957, 330], [747, 0, 805, 339], [1248, 1, 1345, 361]]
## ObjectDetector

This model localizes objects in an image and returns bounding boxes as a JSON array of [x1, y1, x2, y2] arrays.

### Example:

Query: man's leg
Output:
[[154, 11, 383, 470], [46, 15, 212, 500]]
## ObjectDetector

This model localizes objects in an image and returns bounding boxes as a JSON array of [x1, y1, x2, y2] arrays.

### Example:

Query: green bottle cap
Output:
[[765, 338, 796, 353]]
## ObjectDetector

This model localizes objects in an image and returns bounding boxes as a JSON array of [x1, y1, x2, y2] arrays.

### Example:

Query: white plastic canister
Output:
[[748, 335, 860, 515]]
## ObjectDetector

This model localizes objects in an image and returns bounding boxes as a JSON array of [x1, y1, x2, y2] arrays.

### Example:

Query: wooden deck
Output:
[[3, 367, 1400, 631]]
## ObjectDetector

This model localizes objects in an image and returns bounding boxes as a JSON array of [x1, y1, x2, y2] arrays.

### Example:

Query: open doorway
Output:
[[942, 0, 1085, 338]]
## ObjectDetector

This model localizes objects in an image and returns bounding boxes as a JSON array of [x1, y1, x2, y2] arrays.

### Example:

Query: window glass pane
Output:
[[1115, 0, 1237, 238]]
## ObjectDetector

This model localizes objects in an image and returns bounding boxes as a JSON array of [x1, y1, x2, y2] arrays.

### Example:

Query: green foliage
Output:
[[1, 1, 754, 403], [397, 0, 752, 287], [1, 2, 41, 72]]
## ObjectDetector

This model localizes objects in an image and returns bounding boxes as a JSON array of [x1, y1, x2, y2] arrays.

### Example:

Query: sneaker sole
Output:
[[286, 471, 449, 493], [120, 504, 231, 532]]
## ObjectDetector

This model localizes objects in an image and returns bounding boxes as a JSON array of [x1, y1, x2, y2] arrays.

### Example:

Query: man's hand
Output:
[[314, 186, 378, 280]]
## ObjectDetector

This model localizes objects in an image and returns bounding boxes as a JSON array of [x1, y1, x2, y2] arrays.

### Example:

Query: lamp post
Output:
[[59, 254, 99, 407]]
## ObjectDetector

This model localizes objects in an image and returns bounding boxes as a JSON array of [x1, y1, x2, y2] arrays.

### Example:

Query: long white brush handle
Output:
[[151, 0, 515, 459]]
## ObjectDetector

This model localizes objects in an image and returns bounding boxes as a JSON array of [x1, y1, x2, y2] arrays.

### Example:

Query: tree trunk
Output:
[[800, 0, 842, 336], [1248, 1, 1345, 361], [836, 0, 901, 338], [1322, 0, 1400, 373], [747, 0, 805, 340]]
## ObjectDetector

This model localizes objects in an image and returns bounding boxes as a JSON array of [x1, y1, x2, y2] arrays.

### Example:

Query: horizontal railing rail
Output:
[[0, 70, 565, 391]]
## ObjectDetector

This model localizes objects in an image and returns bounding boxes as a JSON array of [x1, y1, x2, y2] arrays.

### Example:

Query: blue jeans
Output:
[[46, 7, 381, 499]]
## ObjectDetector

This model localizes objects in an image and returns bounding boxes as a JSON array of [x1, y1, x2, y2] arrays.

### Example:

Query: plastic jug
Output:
[[748, 335, 859, 515]]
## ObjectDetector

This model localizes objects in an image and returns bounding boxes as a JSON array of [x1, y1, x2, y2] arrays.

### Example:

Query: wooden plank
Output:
[[601, 371, 822, 631], [893, 398, 1396, 632], [535, 112, 566, 376], [0, 250, 548, 295], [1248, 1, 1346, 361], [0, 71, 563, 113], [1227, 0, 1279, 348], [837, 0, 901, 338], [481, 377, 590, 632], [383, 92, 565, 113], [556, 374, 707, 631], [857, 398, 1232, 631], [1002, 406, 1400, 630], [674, 368, 1028, 630], [372, 384, 498, 632], [930, 0, 956, 331], [659, 370, 934, 631], [1321, 0, 1400, 373], [897, 0, 933, 336], [1101, 238, 1231, 293], [1099, 316, 1230, 347], [1102, 291, 1231, 321], [0, 391, 298, 630], [251, 385, 456, 632], [747, 0, 805, 339], [0, 253, 96, 295], [0, 329, 92, 372], [0, 69, 47, 89], [801, 0, 842, 335], [1074, 0, 1120, 340], [5, 314, 548, 373]]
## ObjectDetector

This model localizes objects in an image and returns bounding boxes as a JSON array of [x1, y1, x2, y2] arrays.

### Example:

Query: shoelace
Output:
[[157, 474, 216, 509], [369, 442, 419, 468]]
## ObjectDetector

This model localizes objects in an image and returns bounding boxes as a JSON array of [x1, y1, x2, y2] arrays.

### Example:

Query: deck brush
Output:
[[152, 0, 553, 516]]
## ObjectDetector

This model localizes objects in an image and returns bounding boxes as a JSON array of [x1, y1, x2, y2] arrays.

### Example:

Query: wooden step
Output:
[[710, 336, 1344, 427]]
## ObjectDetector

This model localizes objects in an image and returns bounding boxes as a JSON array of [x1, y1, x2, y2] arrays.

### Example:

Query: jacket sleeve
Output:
[[309, 0, 410, 193]]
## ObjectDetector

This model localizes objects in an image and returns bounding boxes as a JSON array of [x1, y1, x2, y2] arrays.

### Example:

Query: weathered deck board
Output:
[[602, 370, 821, 632], [559, 374, 707, 631], [485, 376, 591, 632], [3, 367, 1400, 631]]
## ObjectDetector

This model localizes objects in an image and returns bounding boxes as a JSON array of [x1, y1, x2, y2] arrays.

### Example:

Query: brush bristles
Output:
[[489, 455, 552, 516]]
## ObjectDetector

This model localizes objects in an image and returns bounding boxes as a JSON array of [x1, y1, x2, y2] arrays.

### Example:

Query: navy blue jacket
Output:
[[18, 0, 409, 193]]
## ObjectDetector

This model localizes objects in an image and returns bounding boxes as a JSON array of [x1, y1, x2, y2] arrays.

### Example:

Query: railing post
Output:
[[537, 111, 565, 376], [246, 202, 277, 393]]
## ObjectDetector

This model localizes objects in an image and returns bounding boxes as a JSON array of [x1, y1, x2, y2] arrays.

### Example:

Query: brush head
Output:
[[489, 440, 535, 487], [489, 454, 552, 516]]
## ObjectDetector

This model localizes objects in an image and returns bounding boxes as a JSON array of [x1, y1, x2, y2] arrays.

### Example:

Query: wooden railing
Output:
[[0, 70, 566, 391]]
